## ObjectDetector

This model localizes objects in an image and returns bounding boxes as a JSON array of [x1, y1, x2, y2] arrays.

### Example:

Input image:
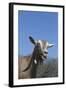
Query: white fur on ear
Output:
[[48, 44, 54, 48], [34, 59, 37, 64]]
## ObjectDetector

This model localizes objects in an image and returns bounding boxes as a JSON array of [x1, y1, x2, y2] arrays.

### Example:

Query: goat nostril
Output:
[[44, 51, 48, 54]]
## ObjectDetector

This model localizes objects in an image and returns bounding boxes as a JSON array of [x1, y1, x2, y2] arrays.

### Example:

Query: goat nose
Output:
[[44, 49, 48, 54], [44, 51, 48, 54]]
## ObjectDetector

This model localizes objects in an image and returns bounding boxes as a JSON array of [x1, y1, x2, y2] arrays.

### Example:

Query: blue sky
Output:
[[18, 10, 58, 58]]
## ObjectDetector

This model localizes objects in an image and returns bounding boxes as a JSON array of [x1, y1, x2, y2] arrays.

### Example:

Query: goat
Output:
[[18, 36, 54, 79]]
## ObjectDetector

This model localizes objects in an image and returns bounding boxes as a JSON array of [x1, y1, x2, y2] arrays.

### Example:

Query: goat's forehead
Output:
[[37, 40, 48, 48], [43, 41, 48, 46]]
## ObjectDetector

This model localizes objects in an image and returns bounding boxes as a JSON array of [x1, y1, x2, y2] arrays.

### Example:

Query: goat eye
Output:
[[44, 51, 48, 54]]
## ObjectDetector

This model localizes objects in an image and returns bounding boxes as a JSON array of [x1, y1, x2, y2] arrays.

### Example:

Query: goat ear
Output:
[[29, 36, 37, 45], [48, 44, 54, 48]]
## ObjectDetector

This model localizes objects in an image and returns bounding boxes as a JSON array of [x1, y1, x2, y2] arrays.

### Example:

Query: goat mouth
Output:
[[44, 55, 47, 59], [40, 55, 47, 60], [39, 53, 48, 60], [40, 52, 48, 59]]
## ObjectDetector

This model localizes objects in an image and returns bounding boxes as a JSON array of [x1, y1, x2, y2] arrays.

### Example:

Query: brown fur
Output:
[[18, 55, 33, 79]]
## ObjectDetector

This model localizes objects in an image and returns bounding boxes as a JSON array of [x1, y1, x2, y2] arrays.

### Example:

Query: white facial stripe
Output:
[[38, 40, 43, 49], [47, 42, 49, 47]]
